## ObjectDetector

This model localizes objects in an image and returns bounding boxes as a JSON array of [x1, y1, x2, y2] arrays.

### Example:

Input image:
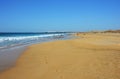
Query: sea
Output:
[[0, 32, 72, 50], [0, 32, 73, 72]]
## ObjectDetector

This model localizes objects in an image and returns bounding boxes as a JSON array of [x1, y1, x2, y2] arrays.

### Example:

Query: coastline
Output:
[[0, 45, 27, 72], [0, 33, 120, 79], [0, 33, 74, 72]]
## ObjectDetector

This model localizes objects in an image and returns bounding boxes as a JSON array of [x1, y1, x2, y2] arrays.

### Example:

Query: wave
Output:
[[0, 33, 66, 49], [0, 34, 64, 42]]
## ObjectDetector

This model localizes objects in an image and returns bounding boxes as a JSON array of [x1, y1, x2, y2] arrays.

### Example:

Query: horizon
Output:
[[0, 0, 120, 32], [0, 29, 120, 33]]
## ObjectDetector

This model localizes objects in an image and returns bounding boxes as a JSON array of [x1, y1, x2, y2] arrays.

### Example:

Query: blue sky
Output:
[[0, 0, 120, 32]]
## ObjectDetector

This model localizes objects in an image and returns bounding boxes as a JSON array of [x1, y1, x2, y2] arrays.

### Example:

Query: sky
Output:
[[0, 0, 120, 32]]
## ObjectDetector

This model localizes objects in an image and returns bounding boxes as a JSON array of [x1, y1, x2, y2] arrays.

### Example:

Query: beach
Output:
[[0, 32, 69, 72], [0, 33, 120, 79]]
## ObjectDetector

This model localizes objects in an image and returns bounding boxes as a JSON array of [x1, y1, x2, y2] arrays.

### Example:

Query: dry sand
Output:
[[0, 33, 120, 79]]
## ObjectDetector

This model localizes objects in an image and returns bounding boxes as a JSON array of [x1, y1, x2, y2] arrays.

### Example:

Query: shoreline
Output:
[[0, 45, 27, 72], [0, 34, 74, 72], [0, 33, 120, 79]]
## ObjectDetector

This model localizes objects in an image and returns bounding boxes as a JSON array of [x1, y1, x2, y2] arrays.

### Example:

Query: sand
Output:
[[0, 33, 120, 79]]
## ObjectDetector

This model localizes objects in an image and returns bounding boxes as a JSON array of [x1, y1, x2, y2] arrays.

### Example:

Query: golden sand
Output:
[[0, 33, 120, 79]]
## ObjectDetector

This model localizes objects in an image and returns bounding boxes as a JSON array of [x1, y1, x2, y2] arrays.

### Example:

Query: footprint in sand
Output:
[[60, 75, 64, 79], [55, 69, 64, 79], [44, 56, 48, 64]]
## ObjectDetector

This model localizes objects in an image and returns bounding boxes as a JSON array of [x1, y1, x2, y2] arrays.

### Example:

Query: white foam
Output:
[[0, 34, 64, 43]]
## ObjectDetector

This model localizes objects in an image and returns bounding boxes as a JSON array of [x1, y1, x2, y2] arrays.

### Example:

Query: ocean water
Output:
[[0, 32, 71, 50]]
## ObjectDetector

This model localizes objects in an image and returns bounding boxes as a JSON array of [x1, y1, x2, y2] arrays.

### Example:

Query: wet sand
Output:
[[0, 46, 27, 72], [0, 33, 120, 79]]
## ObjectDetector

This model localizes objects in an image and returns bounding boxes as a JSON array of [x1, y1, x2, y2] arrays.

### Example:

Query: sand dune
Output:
[[0, 33, 120, 79]]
